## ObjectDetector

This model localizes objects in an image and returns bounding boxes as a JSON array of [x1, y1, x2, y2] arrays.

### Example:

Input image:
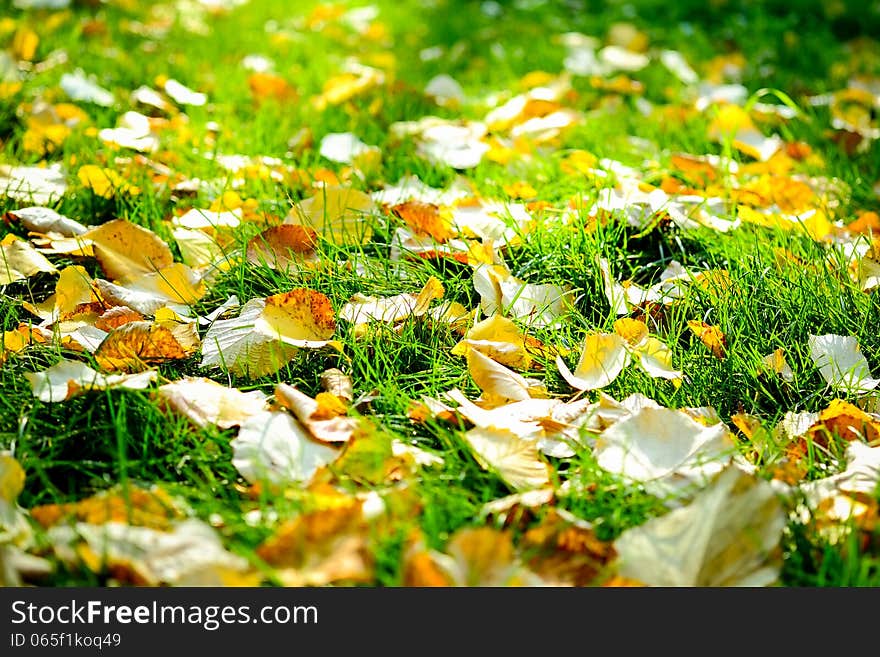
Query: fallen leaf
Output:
[[390, 201, 454, 242], [595, 406, 735, 499], [462, 426, 552, 491], [556, 333, 630, 391], [30, 486, 184, 530], [231, 410, 340, 487], [6, 206, 87, 236], [613, 466, 787, 586], [275, 383, 360, 444], [77, 165, 139, 198], [84, 219, 174, 283], [95, 320, 199, 371], [339, 277, 443, 325], [47, 519, 253, 586], [0, 163, 67, 205], [286, 186, 375, 245], [156, 377, 268, 429], [451, 313, 546, 370], [688, 320, 727, 359], [256, 502, 373, 586], [246, 224, 319, 270], [809, 334, 880, 395], [0, 234, 58, 285], [200, 289, 336, 379], [25, 359, 157, 402]]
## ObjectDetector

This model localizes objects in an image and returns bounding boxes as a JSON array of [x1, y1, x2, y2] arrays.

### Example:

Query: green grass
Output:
[[1, 0, 880, 587]]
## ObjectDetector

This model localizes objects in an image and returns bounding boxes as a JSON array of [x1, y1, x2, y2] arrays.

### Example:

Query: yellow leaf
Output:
[[556, 333, 630, 391], [11, 27, 39, 62], [287, 186, 375, 245], [77, 165, 140, 198], [95, 320, 199, 371], [83, 218, 174, 282], [246, 224, 319, 270], [390, 201, 454, 242], [0, 234, 58, 284], [687, 320, 727, 359]]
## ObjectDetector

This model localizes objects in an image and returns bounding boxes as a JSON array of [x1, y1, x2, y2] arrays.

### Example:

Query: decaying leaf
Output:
[[156, 377, 269, 429], [25, 359, 157, 402], [613, 466, 787, 586]]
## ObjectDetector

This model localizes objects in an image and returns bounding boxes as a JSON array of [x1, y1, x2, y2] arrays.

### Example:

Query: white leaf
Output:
[[26, 360, 156, 402], [808, 334, 880, 395], [232, 411, 340, 486], [614, 466, 787, 586]]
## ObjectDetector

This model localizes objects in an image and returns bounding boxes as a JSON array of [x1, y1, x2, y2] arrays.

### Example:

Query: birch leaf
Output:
[[0, 234, 58, 285], [556, 333, 630, 391], [595, 406, 735, 499], [200, 290, 336, 379], [84, 219, 174, 283], [275, 382, 360, 444]]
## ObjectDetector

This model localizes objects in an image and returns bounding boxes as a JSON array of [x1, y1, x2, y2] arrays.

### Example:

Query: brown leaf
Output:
[[246, 224, 319, 270]]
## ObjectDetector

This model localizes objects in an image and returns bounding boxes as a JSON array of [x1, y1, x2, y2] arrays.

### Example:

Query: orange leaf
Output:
[[95, 320, 199, 371], [687, 320, 727, 359], [391, 201, 454, 242]]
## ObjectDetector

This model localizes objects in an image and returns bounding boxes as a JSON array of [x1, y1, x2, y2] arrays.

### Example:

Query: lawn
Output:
[[1, 0, 880, 587]]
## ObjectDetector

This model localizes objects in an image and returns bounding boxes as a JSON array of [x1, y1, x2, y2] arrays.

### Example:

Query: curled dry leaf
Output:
[[156, 377, 268, 429], [687, 320, 727, 359], [275, 383, 360, 444], [95, 320, 199, 372], [320, 367, 353, 401], [94, 263, 206, 315], [0, 234, 58, 285], [463, 426, 552, 491], [200, 289, 336, 379], [6, 206, 88, 237], [25, 359, 157, 402], [466, 347, 536, 405], [231, 410, 340, 487], [473, 262, 570, 329], [613, 465, 787, 586], [808, 334, 880, 395], [556, 333, 630, 391], [451, 313, 547, 370]]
